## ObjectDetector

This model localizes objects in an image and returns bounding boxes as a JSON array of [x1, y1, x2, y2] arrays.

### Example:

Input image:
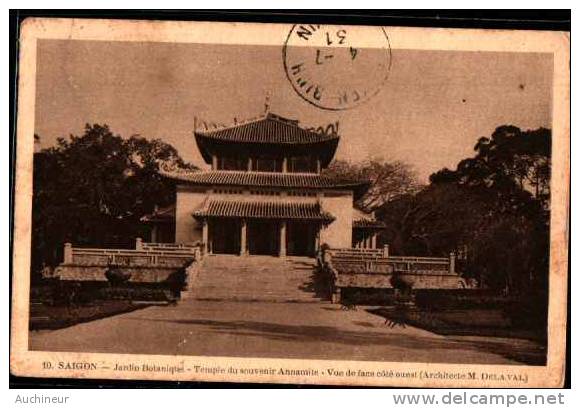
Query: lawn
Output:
[[29, 300, 154, 330]]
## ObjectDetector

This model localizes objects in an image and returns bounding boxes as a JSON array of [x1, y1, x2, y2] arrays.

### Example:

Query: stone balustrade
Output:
[[320, 246, 468, 303], [56, 241, 204, 286]]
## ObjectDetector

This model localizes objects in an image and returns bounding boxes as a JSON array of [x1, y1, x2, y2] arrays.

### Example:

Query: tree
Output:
[[431, 126, 551, 210], [376, 183, 495, 257], [31, 124, 196, 277], [382, 125, 551, 294], [323, 159, 421, 211]]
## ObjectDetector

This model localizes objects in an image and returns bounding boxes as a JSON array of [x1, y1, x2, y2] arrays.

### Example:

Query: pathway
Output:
[[29, 256, 542, 365]]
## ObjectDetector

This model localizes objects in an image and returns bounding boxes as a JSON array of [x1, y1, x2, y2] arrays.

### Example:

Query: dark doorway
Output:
[[151, 223, 175, 243], [210, 219, 240, 254], [287, 222, 317, 257], [248, 220, 279, 255]]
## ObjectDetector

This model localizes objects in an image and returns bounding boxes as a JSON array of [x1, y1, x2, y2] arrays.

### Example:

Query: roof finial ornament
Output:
[[264, 91, 271, 115]]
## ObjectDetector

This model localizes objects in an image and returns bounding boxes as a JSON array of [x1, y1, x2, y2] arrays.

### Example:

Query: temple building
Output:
[[144, 112, 385, 257]]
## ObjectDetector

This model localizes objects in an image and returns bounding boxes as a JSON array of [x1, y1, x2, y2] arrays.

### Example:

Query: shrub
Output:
[[414, 289, 513, 310], [105, 267, 132, 285]]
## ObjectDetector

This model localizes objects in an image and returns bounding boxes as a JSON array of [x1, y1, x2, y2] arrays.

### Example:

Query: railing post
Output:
[[383, 244, 389, 258], [64, 242, 73, 264], [194, 246, 201, 261], [322, 248, 332, 265], [449, 252, 456, 274], [135, 237, 143, 250], [332, 288, 341, 304]]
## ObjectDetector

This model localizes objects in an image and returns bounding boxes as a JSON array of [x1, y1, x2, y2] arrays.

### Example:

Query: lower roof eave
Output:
[[191, 199, 335, 225], [192, 214, 335, 225]]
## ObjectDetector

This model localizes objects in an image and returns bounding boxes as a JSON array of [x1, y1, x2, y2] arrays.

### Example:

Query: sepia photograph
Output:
[[10, 17, 569, 387]]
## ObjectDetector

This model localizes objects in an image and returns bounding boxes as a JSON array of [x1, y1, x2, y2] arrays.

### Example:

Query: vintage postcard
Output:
[[10, 18, 569, 387]]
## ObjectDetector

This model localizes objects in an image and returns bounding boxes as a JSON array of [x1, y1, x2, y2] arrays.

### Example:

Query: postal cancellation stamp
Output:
[[283, 24, 392, 110]]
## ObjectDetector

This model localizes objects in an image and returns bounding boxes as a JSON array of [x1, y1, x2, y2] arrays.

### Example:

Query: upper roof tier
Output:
[[194, 113, 340, 167]]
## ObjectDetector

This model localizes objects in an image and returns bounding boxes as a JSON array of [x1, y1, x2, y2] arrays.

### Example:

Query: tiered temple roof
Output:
[[194, 113, 340, 167], [160, 168, 370, 199], [193, 200, 335, 223], [352, 208, 386, 229], [162, 168, 341, 188], [196, 113, 338, 144]]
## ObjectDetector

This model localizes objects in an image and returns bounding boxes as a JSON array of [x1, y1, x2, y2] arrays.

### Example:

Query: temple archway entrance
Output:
[[287, 221, 317, 257], [210, 219, 241, 254], [247, 220, 279, 255]]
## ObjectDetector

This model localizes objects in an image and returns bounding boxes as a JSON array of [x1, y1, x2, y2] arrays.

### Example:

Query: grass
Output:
[[29, 300, 157, 330], [29, 280, 182, 330], [369, 306, 546, 343]]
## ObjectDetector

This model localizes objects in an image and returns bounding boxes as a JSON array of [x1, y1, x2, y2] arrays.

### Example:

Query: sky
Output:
[[34, 39, 553, 182]]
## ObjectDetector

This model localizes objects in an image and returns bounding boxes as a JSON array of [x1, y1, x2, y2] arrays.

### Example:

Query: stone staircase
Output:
[[184, 255, 326, 303]]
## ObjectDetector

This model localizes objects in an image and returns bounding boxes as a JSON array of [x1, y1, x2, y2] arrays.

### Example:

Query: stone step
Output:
[[194, 290, 317, 295], [190, 296, 321, 302], [182, 289, 323, 299], [187, 255, 320, 303], [189, 286, 319, 293]]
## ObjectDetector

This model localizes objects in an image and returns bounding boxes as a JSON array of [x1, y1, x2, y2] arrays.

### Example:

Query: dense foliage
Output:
[[377, 126, 551, 295], [323, 125, 551, 298], [32, 124, 196, 277], [322, 159, 421, 211]]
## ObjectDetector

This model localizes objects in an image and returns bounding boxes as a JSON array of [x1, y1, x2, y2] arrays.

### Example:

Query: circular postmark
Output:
[[283, 24, 391, 111]]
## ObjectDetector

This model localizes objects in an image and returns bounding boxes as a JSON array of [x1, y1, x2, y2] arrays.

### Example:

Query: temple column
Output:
[[282, 157, 288, 173], [316, 158, 321, 173], [202, 220, 209, 254], [247, 157, 253, 171], [371, 233, 377, 249], [240, 219, 247, 256], [279, 221, 287, 257], [211, 154, 218, 170], [314, 225, 321, 252]]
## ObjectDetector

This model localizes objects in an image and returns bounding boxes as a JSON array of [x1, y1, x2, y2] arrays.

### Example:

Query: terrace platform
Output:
[[31, 252, 543, 365]]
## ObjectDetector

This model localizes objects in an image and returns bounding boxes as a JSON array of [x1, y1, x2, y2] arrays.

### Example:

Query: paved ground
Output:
[[29, 256, 542, 364]]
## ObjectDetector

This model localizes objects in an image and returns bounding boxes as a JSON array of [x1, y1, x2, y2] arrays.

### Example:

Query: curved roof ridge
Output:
[[195, 113, 268, 134], [194, 112, 339, 143]]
